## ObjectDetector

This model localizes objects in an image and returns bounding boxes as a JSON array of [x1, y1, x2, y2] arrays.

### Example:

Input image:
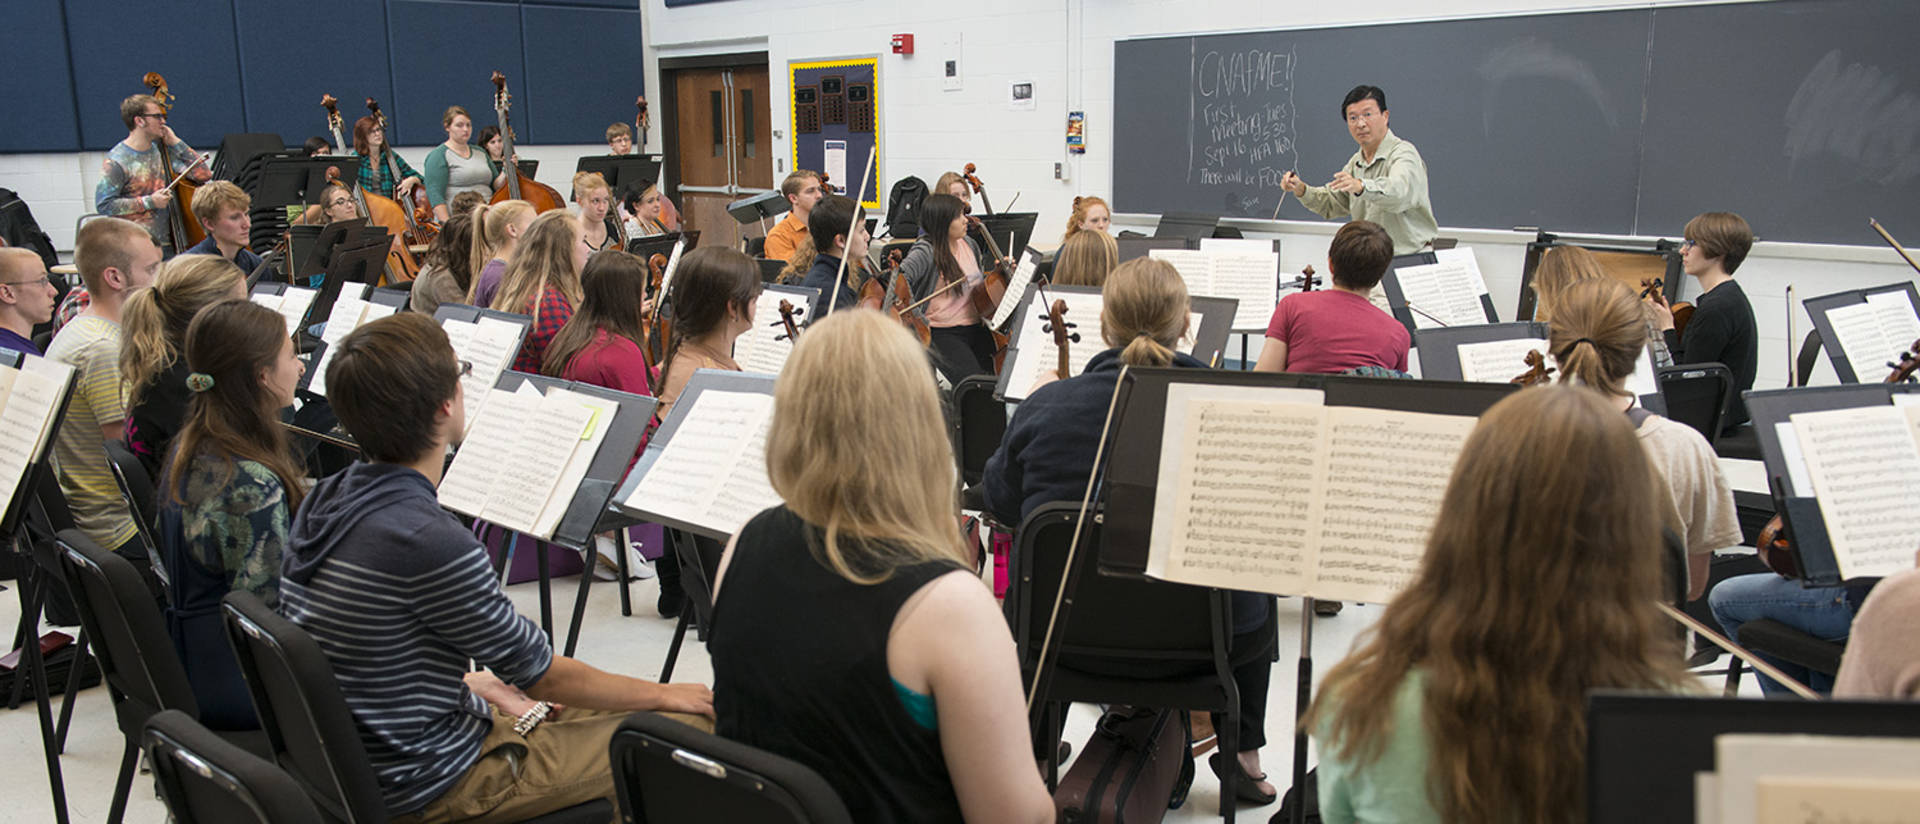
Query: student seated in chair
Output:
[[121, 254, 246, 479], [800, 194, 869, 313], [762, 169, 822, 262], [280, 313, 712, 823], [0, 246, 57, 356], [708, 309, 1055, 824], [1644, 211, 1757, 432], [1308, 385, 1691, 823], [1050, 228, 1118, 288], [1252, 219, 1409, 376], [1549, 278, 1740, 601], [182, 181, 263, 273], [982, 257, 1280, 805], [157, 299, 306, 730]]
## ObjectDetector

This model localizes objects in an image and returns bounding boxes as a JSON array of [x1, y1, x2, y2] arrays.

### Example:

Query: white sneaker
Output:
[[627, 542, 656, 580]]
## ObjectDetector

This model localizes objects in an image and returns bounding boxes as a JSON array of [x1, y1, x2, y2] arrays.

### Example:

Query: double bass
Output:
[[364, 98, 438, 245], [141, 73, 206, 250], [322, 95, 420, 282], [488, 72, 566, 213]]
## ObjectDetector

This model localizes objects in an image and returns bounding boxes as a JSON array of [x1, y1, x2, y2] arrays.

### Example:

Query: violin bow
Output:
[[827, 145, 877, 314]]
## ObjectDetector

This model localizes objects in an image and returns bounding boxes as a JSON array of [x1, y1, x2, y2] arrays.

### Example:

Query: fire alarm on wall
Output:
[[891, 33, 914, 55]]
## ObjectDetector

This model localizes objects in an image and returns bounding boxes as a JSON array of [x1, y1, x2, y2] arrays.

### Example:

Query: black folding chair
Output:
[[610, 711, 852, 824], [144, 709, 324, 824]]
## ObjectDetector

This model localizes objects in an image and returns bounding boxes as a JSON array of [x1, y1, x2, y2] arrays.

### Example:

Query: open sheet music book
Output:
[[1824, 292, 1920, 382], [1145, 383, 1476, 603], [249, 286, 318, 338], [305, 286, 399, 396], [988, 249, 1043, 331], [621, 372, 782, 538], [1787, 403, 1920, 579], [1392, 256, 1493, 328], [1148, 248, 1277, 330], [441, 315, 527, 434], [437, 382, 616, 539], [998, 287, 1221, 401], [0, 355, 75, 525], [1456, 337, 1550, 383], [732, 286, 817, 376]]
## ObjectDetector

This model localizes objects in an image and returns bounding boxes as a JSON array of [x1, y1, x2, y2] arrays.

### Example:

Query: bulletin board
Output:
[[788, 58, 881, 210]]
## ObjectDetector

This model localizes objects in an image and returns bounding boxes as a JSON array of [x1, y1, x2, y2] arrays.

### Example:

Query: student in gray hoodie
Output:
[[281, 312, 712, 822]]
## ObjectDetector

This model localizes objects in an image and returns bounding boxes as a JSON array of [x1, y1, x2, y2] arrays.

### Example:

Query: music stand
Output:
[[297, 218, 368, 280], [575, 154, 662, 196], [1519, 231, 1681, 321], [516, 159, 539, 179], [626, 230, 698, 260], [727, 191, 790, 237], [1802, 282, 1920, 383], [1744, 383, 1900, 587], [1380, 251, 1498, 336], [974, 212, 1039, 260], [1115, 236, 1194, 262], [1152, 212, 1220, 241], [210, 133, 287, 181]]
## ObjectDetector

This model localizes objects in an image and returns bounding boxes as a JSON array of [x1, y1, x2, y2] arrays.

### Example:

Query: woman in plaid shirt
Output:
[[493, 210, 586, 373], [351, 115, 424, 202]]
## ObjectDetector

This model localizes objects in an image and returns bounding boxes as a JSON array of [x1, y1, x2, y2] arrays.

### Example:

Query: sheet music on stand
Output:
[[1413, 322, 1550, 383], [1148, 247, 1279, 331], [993, 285, 1237, 401], [0, 353, 76, 536], [1097, 369, 1518, 602], [1381, 250, 1498, 333], [434, 304, 534, 434], [249, 283, 319, 339], [733, 284, 819, 376], [437, 372, 654, 549], [1747, 384, 1916, 586], [300, 285, 404, 398], [1804, 282, 1920, 383], [614, 370, 782, 540]]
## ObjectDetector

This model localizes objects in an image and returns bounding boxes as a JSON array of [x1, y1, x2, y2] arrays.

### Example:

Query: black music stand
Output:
[[576, 154, 662, 195], [1745, 383, 1901, 588], [1088, 369, 1519, 824], [1802, 282, 1920, 383], [1380, 251, 1499, 336], [727, 191, 790, 236], [1115, 235, 1194, 262], [297, 218, 368, 281], [974, 212, 1039, 260], [1152, 212, 1220, 241], [1519, 231, 1681, 321]]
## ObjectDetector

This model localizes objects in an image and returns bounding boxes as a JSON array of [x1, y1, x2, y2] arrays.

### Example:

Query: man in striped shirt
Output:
[[281, 313, 711, 822]]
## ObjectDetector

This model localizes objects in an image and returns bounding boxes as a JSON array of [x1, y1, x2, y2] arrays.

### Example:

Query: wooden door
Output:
[[670, 62, 773, 249]]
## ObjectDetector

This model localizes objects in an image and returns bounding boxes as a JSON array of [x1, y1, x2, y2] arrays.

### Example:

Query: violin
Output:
[[1044, 298, 1080, 380], [366, 98, 438, 245], [1755, 516, 1801, 579], [961, 162, 995, 215], [1641, 277, 1695, 339], [776, 299, 803, 343], [1887, 339, 1920, 383], [1509, 349, 1556, 386], [860, 249, 931, 346], [1294, 264, 1321, 292], [488, 72, 566, 213], [322, 95, 420, 283], [141, 72, 206, 251]]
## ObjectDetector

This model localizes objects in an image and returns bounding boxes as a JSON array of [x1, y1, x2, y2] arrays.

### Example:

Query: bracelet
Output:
[[512, 701, 554, 735]]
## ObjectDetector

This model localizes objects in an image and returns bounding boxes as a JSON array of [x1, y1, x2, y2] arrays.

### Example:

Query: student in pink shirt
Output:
[[1253, 220, 1409, 375]]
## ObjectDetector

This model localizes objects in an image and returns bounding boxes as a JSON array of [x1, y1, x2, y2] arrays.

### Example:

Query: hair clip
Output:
[[186, 372, 216, 392]]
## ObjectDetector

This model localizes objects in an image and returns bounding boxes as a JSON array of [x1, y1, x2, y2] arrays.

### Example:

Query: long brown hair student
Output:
[[409, 211, 475, 315], [652, 246, 763, 421], [121, 254, 247, 477], [165, 300, 309, 511], [495, 209, 586, 372], [1306, 385, 1689, 823], [542, 250, 652, 394], [466, 198, 536, 305], [707, 309, 1055, 824], [1051, 228, 1118, 288]]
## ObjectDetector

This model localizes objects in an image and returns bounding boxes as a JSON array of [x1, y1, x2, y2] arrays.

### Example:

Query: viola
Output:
[[776, 299, 803, 343], [961, 162, 995, 215], [1508, 349, 1556, 386], [861, 249, 931, 345], [1044, 297, 1080, 379], [1755, 516, 1801, 579], [141, 72, 206, 250], [1887, 339, 1920, 383], [322, 95, 420, 283], [365, 97, 438, 245], [1294, 264, 1321, 292], [1642, 277, 1694, 339], [488, 72, 566, 213]]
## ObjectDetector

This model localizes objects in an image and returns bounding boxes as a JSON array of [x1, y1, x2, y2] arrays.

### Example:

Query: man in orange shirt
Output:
[[762, 169, 822, 261]]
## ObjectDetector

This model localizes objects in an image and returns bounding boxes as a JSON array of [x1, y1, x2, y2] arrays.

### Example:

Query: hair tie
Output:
[[185, 372, 215, 392], [1556, 337, 1597, 361], [1073, 196, 1083, 208]]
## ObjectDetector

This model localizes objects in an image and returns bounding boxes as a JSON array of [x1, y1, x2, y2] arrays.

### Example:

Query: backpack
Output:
[[885, 175, 929, 238], [0, 188, 59, 270]]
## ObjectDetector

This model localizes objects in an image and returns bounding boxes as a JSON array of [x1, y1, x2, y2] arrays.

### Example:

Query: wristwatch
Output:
[[513, 701, 554, 735]]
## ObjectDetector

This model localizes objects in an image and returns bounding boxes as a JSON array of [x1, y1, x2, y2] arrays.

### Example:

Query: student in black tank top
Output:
[[707, 310, 1054, 824]]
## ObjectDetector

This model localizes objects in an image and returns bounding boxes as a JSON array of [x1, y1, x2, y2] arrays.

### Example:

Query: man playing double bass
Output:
[[95, 94, 211, 256]]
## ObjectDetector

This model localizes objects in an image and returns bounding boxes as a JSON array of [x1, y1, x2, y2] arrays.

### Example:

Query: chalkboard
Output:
[[1113, 0, 1920, 246]]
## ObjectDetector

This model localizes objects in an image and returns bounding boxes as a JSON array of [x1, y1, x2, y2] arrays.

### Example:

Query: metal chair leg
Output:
[[658, 609, 691, 682]]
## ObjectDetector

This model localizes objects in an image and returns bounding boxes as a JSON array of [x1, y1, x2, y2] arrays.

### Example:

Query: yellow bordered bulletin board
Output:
[[788, 58, 880, 210]]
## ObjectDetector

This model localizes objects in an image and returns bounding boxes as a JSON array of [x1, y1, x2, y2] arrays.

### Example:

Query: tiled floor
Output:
[[0, 562, 1751, 823]]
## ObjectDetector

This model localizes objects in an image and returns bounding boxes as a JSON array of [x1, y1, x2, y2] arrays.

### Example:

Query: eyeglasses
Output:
[[1681, 239, 1698, 251], [455, 359, 474, 378], [0, 274, 52, 288], [139, 111, 167, 120]]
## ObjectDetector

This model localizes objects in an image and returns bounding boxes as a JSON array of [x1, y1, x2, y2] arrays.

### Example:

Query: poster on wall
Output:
[[789, 57, 880, 210]]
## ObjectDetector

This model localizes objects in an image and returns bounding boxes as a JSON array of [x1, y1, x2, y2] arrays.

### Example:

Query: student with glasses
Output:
[[95, 94, 213, 255], [0, 248, 56, 355]]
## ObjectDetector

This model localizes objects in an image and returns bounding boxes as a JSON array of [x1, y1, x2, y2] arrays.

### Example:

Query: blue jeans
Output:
[[1708, 573, 1853, 696]]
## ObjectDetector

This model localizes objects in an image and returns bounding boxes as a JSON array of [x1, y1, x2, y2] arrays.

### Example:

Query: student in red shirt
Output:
[[545, 250, 654, 423], [1253, 220, 1409, 375]]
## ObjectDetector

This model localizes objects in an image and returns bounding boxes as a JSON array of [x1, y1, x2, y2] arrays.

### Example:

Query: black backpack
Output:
[[885, 175, 929, 238], [0, 188, 59, 270]]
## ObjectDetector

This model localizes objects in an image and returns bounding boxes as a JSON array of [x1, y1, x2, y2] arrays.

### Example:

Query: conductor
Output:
[[1282, 85, 1438, 255]]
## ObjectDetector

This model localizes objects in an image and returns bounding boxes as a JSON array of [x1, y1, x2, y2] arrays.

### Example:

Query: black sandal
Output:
[[1208, 751, 1278, 805]]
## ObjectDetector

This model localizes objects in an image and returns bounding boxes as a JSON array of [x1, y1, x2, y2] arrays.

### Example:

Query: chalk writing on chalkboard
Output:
[[1188, 41, 1299, 204]]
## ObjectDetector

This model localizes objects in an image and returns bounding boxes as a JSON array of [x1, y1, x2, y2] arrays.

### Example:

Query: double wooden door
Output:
[[671, 64, 773, 249]]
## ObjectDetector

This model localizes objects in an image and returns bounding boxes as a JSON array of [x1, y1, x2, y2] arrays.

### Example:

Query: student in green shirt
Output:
[[1305, 385, 1691, 823]]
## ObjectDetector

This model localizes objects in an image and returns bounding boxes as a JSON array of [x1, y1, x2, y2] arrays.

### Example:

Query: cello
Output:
[[488, 72, 566, 213], [141, 72, 206, 250], [1043, 297, 1080, 380], [322, 95, 420, 282], [365, 98, 438, 246]]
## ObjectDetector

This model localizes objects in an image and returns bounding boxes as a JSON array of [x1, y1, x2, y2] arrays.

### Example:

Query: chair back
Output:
[[611, 712, 853, 824], [1656, 363, 1732, 444], [220, 592, 387, 824], [1795, 328, 1824, 387], [744, 235, 768, 258], [950, 374, 1007, 487], [104, 439, 163, 580], [1010, 502, 1228, 669], [54, 528, 198, 727], [143, 709, 324, 824]]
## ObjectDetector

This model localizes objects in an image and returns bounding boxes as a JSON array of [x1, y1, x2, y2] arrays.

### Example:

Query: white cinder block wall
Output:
[[7, 0, 1915, 390]]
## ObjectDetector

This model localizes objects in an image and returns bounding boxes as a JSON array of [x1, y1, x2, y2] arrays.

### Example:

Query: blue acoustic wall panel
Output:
[[1, 1, 82, 151], [234, 0, 395, 145], [526, 0, 637, 9], [388, 0, 524, 147], [520, 5, 646, 146], [64, 0, 247, 149]]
